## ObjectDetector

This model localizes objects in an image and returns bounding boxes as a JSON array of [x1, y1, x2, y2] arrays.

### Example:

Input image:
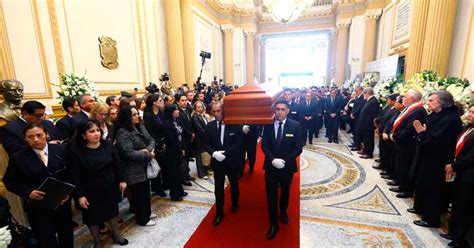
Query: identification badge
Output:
[[291, 111, 297, 114], [285, 134, 294, 137], [229, 133, 235, 136]]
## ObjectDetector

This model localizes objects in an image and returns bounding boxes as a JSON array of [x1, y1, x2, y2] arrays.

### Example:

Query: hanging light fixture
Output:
[[263, 0, 312, 24]]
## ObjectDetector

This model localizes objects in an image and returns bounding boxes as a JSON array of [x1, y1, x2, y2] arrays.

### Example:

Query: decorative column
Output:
[[163, 0, 186, 88], [420, 0, 458, 77], [254, 35, 261, 84], [405, 0, 430, 79], [260, 39, 266, 83], [326, 29, 337, 85], [361, 9, 382, 72], [180, 0, 196, 84], [244, 27, 256, 84], [335, 18, 351, 86], [222, 24, 234, 85]]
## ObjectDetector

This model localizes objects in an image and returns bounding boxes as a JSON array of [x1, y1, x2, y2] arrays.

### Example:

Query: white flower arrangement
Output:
[[54, 73, 99, 103], [0, 226, 11, 247], [360, 72, 379, 89]]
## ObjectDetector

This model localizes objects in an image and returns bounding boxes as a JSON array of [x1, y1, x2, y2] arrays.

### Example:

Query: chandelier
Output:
[[263, 0, 312, 24]]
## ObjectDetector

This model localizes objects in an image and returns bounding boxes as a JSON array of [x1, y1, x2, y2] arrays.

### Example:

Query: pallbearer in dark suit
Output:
[[373, 93, 399, 170], [55, 97, 81, 141], [356, 88, 380, 158], [0, 100, 61, 155], [205, 102, 243, 227], [324, 89, 343, 143], [262, 100, 303, 240], [300, 92, 318, 145], [283, 89, 300, 122], [3, 124, 73, 248]]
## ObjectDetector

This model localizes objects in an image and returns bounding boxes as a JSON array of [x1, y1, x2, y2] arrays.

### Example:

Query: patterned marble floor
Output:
[[73, 129, 450, 247]]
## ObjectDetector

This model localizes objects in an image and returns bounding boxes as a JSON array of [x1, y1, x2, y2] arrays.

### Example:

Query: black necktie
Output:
[[217, 121, 222, 144], [277, 121, 283, 145]]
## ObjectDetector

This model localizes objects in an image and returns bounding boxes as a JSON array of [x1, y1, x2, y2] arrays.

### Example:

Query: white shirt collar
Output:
[[81, 109, 90, 116], [33, 144, 49, 157], [19, 116, 28, 124], [274, 118, 287, 125]]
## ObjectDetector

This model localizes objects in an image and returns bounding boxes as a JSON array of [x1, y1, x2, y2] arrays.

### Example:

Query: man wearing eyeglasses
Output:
[[0, 100, 61, 155], [261, 99, 303, 240]]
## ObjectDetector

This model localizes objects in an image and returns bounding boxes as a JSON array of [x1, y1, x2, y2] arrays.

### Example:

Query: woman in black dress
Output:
[[69, 119, 128, 247], [143, 93, 167, 196], [163, 104, 187, 201], [3, 123, 73, 248]]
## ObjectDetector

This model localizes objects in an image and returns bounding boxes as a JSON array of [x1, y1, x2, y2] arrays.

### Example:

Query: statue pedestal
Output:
[[223, 84, 281, 125]]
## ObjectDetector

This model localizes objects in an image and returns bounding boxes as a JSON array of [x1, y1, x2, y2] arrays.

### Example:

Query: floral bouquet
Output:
[[54, 73, 99, 103], [399, 70, 440, 95], [342, 78, 360, 92], [360, 72, 379, 89], [0, 226, 11, 247], [374, 76, 402, 106]]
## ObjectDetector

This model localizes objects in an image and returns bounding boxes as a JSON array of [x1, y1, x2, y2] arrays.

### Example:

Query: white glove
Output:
[[271, 158, 286, 169], [242, 125, 250, 135], [212, 151, 226, 162]]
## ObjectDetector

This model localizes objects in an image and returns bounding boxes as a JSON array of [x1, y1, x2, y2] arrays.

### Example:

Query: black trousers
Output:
[[244, 134, 258, 170], [25, 200, 73, 248], [378, 136, 387, 169], [450, 182, 474, 246], [413, 183, 446, 226], [359, 128, 375, 156], [385, 141, 396, 177], [395, 143, 416, 195], [325, 115, 340, 141], [352, 119, 361, 148], [265, 171, 294, 227], [168, 159, 185, 200], [129, 181, 151, 225], [214, 166, 239, 216], [311, 116, 321, 138], [302, 119, 314, 144]]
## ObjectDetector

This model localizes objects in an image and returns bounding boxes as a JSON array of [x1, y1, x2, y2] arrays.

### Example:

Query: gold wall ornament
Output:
[[98, 36, 119, 69]]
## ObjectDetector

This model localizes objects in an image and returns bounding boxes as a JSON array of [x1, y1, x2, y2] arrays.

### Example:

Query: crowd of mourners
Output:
[[0, 82, 472, 247]]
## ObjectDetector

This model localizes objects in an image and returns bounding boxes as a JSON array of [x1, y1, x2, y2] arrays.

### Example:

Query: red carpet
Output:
[[185, 144, 300, 248]]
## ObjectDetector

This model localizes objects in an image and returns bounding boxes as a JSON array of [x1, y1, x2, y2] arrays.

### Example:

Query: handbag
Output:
[[147, 158, 161, 179], [201, 152, 211, 166]]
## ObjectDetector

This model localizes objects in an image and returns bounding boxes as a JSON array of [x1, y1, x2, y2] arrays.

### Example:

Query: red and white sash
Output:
[[455, 127, 473, 157], [391, 102, 424, 133]]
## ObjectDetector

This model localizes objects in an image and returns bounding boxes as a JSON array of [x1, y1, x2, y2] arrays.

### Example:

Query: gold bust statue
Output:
[[0, 79, 24, 122]]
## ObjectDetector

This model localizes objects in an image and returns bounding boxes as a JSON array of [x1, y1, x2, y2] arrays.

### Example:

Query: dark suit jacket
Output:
[[55, 115, 74, 141], [352, 94, 366, 118], [143, 111, 164, 149], [177, 107, 193, 138], [205, 121, 243, 170], [0, 118, 61, 155], [357, 97, 380, 130], [3, 144, 71, 199], [192, 113, 209, 149], [452, 134, 474, 183], [288, 101, 301, 121], [324, 96, 343, 116], [261, 119, 303, 174], [71, 111, 89, 129], [300, 100, 319, 121], [391, 106, 427, 144]]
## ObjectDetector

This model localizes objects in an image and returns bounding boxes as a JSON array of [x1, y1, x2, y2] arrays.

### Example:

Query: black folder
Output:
[[28, 177, 75, 210]]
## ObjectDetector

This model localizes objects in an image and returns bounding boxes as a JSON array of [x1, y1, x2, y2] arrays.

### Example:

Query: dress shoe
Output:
[[266, 226, 279, 240], [153, 191, 167, 197], [396, 192, 411, 198], [372, 165, 383, 170], [357, 150, 365, 155], [380, 171, 390, 176], [374, 158, 381, 163], [381, 175, 392, 180], [145, 220, 156, 226], [413, 220, 440, 228], [447, 241, 459, 247], [360, 155, 373, 159], [308, 141, 313, 145], [334, 140, 339, 144], [231, 205, 240, 213], [328, 139, 333, 143], [406, 208, 418, 214], [439, 233, 453, 240], [187, 176, 196, 181], [150, 213, 157, 219], [112, 236, 129, 246], [389, 187, 402, 193], [183, 181, 192, 186], [182, 192, 188, 197], [280, 213, 289, 224], [350, 147, 360, 151], [387, 181, 398, 186], [249, 168, 254, 174], [213, 215, 223, 227], [171, 197, 183, 201]]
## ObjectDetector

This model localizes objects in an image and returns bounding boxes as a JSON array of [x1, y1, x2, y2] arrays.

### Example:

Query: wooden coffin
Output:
[[223, 83, 282, 124]]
